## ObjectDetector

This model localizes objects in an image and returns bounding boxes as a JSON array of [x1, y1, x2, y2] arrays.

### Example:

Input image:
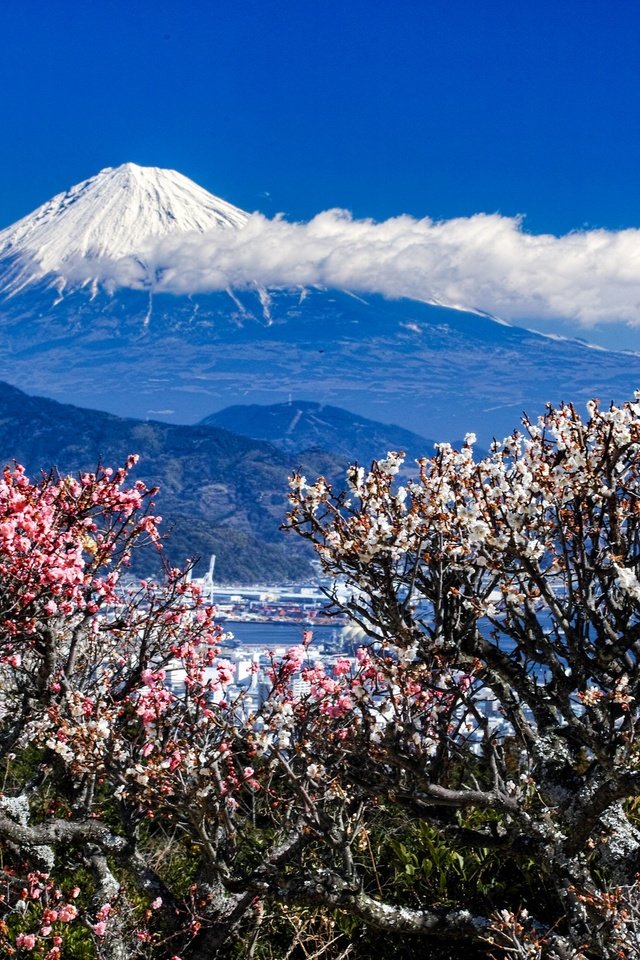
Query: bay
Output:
[[221, 619, 341, 650]]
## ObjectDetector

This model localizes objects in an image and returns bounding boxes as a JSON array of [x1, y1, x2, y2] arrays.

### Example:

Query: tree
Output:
[[4, 395, 640, 959], [0, 458, 233, 959], [285, 394, 640, 959]]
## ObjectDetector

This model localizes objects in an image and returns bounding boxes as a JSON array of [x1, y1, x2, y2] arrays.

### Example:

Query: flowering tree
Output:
[[285, 395, 640, 959], [0, 458, 249, 959], [6, 394, 640, 960]]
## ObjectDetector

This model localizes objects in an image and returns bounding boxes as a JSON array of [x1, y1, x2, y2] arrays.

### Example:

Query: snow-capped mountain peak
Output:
[[0, 163, 250, 291]]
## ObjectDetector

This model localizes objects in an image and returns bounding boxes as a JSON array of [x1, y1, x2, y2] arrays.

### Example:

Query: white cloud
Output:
[[62, 209, 640, 329]]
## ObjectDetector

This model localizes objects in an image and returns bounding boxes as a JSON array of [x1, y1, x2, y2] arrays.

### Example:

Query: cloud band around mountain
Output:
[[63, 209, 640, 329]]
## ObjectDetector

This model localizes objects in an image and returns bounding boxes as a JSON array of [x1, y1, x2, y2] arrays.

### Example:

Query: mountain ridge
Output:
[[200, 400, 471, 466], [0, 378, 313, 582], [0, 381, 441, 582]]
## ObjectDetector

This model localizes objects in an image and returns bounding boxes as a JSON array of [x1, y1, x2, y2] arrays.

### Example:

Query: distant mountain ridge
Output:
[[201, 400, 471, 467], [0, 382, 438, 583], [0, 380, 324, 583]]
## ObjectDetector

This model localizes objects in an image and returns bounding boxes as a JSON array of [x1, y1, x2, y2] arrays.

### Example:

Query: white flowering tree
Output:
[[284, 396, 640, 959]]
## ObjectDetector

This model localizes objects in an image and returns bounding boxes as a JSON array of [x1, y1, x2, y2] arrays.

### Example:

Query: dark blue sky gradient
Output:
[[1, 0, 639, 235]]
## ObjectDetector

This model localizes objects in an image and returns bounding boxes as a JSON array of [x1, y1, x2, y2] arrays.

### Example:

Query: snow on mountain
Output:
[[1, 163, 640, 446], [0, 163, 249, 292]]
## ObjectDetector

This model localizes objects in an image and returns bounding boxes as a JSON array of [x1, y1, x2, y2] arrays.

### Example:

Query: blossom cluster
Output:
[[0, 870, 84, 958]]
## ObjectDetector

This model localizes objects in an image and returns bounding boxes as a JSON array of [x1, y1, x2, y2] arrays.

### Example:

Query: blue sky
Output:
[[2, 0, 640, 347], [2, 0, 638, 231]]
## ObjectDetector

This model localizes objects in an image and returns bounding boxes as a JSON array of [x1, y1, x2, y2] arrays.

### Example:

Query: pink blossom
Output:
[[321, 695, 354, 718], [16, 933, 37, 950], [333, 657, 352, 676], [58, 903, 78, 922], [217, 660, 235, 684]]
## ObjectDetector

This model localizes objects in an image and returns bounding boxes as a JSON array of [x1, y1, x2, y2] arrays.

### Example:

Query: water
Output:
[[222, 620, 340, 650]]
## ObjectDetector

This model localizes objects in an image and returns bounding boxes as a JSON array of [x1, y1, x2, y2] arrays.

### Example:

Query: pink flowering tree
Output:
[[0, 458, 265, 959], [285, 395, 640, 959]]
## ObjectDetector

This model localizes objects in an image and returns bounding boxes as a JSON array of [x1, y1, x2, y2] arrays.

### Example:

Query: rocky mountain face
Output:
[[1, 276, 638, 445]]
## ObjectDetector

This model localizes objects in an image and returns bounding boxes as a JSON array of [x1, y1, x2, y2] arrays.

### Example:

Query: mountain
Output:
[[1, 277, 637, 445], [1, 163, 640, 445], [200, 400, 467, 467], [0, 379, 347, 583], [0, 163, 248, 293]]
